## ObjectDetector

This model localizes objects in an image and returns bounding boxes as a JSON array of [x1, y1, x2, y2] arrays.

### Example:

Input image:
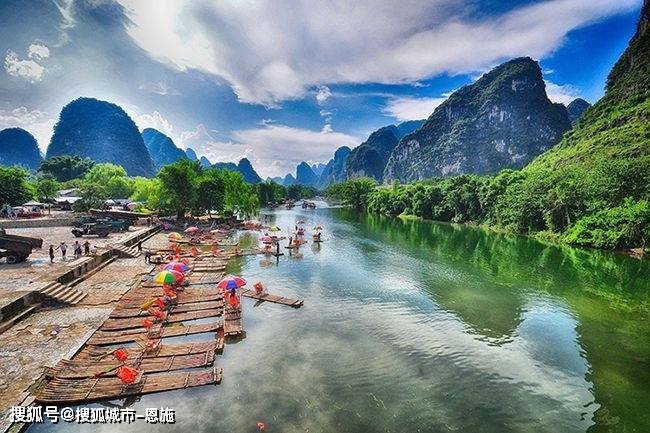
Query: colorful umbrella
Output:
[[313, 225, 323, 231], [184, 226, 200, 233], [168, 232, 182, 241], [164, 261, 190, 273], [153, 269, 184, 285], [259, 235, 274, 243], [269, 226, 281, 232], [216, 275, 247, 290]]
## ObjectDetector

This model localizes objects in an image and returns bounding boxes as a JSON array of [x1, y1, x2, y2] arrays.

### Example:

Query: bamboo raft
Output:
[[224, 306, 243, 337], [87, 321, 223, 345], [50, 350, 216, 379], [240, 289, 304, 308], [119, 288, 222, 303], [110, 300, 224, 318], [34, 229, 303, 406], [36, 368, 223, 404], [76, 341, 220, 360], [101, 308, 224, 331]]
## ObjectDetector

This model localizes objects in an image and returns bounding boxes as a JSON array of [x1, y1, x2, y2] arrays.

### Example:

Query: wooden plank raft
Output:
[[110, 300, 224, 318], [87, 321, 223, 346], [224, 305, 243, 338], [76, 341, 220, 360], [36, 367, 223, 404], [50, 350, 216, 379], [119, 288, 222, 303], [101, 308, 224, 331], [240, 289, 304, 308]]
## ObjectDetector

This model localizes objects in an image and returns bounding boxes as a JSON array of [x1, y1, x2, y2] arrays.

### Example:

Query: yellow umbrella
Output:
[[168, 232, 182, 241]]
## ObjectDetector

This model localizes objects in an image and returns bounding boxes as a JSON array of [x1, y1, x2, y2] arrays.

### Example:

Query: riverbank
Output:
[[392, 211, 649, 259]]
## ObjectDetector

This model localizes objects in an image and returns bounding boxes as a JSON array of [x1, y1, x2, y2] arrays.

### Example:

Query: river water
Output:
[[32, 205, 650, 433]]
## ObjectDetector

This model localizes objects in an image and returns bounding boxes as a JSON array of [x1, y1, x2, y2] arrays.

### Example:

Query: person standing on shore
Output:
[[56, 242, 67, 261], [83, 240, 90, 255], [73, 241, 82, 259], [49, 244, 55, 263]]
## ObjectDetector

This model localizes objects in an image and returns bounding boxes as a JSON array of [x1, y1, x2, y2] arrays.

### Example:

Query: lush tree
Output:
[[326, 177, 377, 209], [197, 168, 227, 216], [563, 199, 650, 249], [81, 163, 134, 199], [38, 155, 95, 182], [220, 169, 258, 217], [130, 177, 163, 210], [35, 177, 60, 214], [258, 181, 286, 205], [0, 166, 34, 207], [157, 159, 201, 218]]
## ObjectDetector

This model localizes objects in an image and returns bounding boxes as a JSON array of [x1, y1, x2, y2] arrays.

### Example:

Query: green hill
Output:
[[495, 2, 649, 248]]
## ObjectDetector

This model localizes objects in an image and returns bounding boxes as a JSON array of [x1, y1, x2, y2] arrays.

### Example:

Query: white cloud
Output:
[[139, 81, 178, 96], [229, 123, 359, 177], [544, 80, 581, 105], [0, 107, 56, 152], [383, 96, 446, 121], [126, 109, 175, 137], [178, 124, 220, 151], [28, 44, 50, 60], [315, 86, 332, 105], [4, 50, 46, 82], [178, 123, 359, 178], [117, 0, 637, 105]]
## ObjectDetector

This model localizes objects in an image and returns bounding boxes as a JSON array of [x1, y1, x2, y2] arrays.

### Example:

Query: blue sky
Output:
[[0, 0, 643, 177]]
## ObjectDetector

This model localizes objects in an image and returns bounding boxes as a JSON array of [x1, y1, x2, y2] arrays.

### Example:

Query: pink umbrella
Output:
[[216, 275, 247, 290], [259, 235, 274, 243], [184, 226, 200, 233]]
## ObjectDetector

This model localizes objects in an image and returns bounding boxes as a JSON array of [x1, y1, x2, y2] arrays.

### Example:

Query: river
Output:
[[31, 205, 650, 433]]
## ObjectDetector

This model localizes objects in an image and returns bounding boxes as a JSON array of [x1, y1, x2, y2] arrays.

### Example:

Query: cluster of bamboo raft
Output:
[[35, 243, 303, 405]]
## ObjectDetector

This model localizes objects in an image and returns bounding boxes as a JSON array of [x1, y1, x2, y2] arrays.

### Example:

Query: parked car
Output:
[[71, 223, 110, 238]]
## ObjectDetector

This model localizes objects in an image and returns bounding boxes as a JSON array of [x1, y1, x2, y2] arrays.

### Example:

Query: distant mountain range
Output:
[[142, 127, 187, 171], [0, 56, 607, 188], [0, 127, 42, 169]]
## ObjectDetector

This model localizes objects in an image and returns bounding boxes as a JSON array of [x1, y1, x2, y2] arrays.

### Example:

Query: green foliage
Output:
[[35, 177, 60, 213], [563, 199, 650, 249], [157, 159, 201, 218], [326, 177, 377, 209], [0, 166, 34, 206], [197, 168, 226, 215], [38, 155, 95, 182], [74, 181, 108, 212], [258, 181, 286, 205], [286, 184, 318, 200], [130, 177, 163, 209], [219, 169, 259, 217], [82, 163, 135, 199], [154, 160, 259, 218]]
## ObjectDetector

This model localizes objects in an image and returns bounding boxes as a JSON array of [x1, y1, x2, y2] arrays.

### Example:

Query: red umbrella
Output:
[[216, 275, 247, 290], [259, 235, 273, 243]]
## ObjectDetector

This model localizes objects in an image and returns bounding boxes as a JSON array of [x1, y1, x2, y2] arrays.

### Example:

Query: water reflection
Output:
[[30, 207, 650, 433]]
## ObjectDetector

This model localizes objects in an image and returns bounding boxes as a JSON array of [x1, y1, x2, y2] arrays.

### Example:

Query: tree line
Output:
[[0, 155, 319, 219], [326, 170, 649, 251], [0, 156, 258, 218]]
